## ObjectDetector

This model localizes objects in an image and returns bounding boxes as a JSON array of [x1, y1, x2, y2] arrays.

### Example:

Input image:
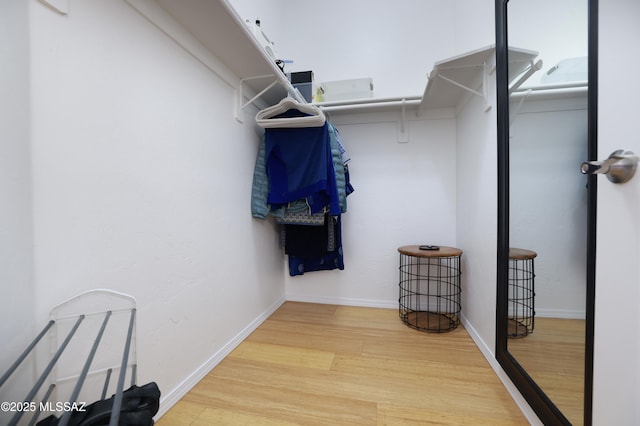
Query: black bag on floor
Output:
[[37, 382, 160, 426]]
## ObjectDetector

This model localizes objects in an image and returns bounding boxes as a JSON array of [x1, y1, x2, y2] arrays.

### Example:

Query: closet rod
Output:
[[512, 80, 587, 93], [510, 83, 587, 100], [315, 95, 421, 108], [319, 98, 421, 113]]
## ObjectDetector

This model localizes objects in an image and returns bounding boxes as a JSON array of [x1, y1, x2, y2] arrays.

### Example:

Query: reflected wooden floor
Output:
[[157, 302, 528, 425], [508, 317, 585, 425]]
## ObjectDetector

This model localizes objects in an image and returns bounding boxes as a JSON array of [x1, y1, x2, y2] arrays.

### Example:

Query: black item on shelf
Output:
[[288, 71, 314, 103]]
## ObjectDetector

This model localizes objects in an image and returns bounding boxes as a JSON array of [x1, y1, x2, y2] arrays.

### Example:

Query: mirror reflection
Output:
[[506, 0, 589, 424]]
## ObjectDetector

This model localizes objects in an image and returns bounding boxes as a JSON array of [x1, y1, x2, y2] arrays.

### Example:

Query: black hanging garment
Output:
[[286, 214, 344, 276]]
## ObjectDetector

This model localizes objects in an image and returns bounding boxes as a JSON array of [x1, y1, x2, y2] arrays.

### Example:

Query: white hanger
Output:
[[256, 96, 326, 128]]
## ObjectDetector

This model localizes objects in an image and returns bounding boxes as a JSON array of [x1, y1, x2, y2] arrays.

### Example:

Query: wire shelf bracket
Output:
[[235, 75, 307, 123], [235, 74, 279, 123]]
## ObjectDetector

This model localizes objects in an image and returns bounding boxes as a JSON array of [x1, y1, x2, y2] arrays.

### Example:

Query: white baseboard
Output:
[[155, 295, 286, 419], [285, 294, 398, 309], [460, 313, 543, 426], [535, 308, 586, 320]]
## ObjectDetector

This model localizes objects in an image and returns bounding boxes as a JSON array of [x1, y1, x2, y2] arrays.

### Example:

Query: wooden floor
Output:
[[157, 302, 528, 425], [508, 317, 585, 425]]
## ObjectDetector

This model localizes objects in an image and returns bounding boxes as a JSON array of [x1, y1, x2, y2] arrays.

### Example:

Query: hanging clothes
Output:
[[251, 122, 352, 219], [251, 99, 353, 276], [287, 215, 344, 276], [263, 112, 340, 216], [284, 214, 331, 258]]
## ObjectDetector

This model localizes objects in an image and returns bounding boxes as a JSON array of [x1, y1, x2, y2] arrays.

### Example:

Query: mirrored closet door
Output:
[[495, 0, 597, 424]]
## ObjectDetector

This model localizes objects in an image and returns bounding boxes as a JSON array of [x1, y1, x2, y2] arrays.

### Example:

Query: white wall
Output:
[[1, 0, 286, 415], [230, 0, 457, 98], [285, 109, 458, 305], [452, 0, 496, 53], [455, 81, 498, 351], [0, 0, 36, 403], [451, 0, 497, 347], [10, 0, 620, 423], [508, 0, 588, 86], [230, 0, 496, 310], [509, 95, 588, 317]]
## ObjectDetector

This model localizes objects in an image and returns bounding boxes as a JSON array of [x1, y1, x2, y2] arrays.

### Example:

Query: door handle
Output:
[[581, 149, 639, 183]]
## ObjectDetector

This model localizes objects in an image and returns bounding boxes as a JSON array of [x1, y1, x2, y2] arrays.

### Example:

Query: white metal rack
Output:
[[0, 290, 138, 426]]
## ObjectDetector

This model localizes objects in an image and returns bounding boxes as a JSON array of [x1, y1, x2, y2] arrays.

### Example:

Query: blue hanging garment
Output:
[[264, 110, 340, 216]]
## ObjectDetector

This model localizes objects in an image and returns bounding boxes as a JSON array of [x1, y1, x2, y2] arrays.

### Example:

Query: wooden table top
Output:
[[508, 247, 537, 260], [397, 245, 463, 258]]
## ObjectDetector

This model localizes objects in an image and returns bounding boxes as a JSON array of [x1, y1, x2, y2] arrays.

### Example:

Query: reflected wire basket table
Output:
[[508, 247, 537, 338], [398, 245, 462, 332]]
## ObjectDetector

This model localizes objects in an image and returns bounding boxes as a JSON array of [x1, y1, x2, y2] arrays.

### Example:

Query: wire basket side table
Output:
[[398, 245, 462, 333], [508, 248, 537, 338]]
